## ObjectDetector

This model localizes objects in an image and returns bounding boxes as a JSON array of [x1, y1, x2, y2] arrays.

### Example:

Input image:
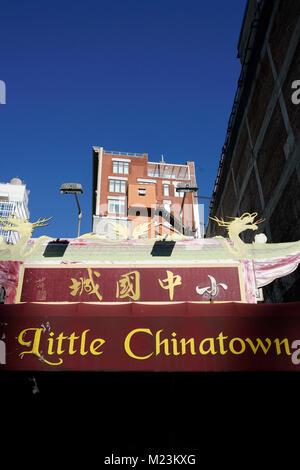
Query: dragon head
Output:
[[210, 212, 265, 236], [237, 212, 263, 232]]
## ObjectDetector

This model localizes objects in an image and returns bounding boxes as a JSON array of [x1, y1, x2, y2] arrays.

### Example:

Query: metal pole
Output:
[[179, 192, 187, 234], [74, 193, 82, 238]]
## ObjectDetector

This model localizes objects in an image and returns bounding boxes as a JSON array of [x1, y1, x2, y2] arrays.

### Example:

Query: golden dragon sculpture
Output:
[[2, 211, 298, 262], [209, 212, 266, 257], [0, 214, 52, 260]]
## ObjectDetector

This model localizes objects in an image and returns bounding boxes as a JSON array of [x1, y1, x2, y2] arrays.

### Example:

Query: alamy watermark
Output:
[[0, 80, 6, 104], [291, 80, 300, 105], [0, 339, 5, 364]]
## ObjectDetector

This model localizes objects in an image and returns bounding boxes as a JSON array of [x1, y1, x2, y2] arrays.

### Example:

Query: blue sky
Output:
[[0, 0, 246, 238]]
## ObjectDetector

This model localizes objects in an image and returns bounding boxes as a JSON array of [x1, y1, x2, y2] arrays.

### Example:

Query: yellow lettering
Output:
[[180, 338, 196, 355], [274, 338, 291, 356], [124, 328, 154, 360], [18, 328, 43, 356], [199, 338, 217, 355], [18, 328, 62, 366], [57, 332, 68, 355], [171, 332, 180, 356], [229, 337, 246, 355], [90, 338, 105, 355], [47, 332, 55, 355], [245, 338, 272, 354], [216, 332, 228, 354], [80, 329, 90, 356], [155, 329, 170, 356], [68, 332, 80, 355]]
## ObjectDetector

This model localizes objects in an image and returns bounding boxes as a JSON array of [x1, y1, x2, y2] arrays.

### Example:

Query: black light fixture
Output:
[[175, 183, 199, 193]]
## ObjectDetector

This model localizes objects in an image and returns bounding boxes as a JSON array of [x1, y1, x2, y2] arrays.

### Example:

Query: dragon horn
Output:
[[33, 216, 53, 226]]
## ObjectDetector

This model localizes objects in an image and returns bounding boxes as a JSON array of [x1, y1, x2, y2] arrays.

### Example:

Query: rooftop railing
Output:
[[148, 162, 190, 180], [104, 150, 144, 157]]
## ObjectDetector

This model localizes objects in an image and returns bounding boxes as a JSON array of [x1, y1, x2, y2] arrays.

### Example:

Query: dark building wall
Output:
[[206, 0, 300, 302]]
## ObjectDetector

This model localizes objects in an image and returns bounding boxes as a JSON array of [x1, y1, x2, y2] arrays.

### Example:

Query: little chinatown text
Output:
[[16, 327, 300, 366]]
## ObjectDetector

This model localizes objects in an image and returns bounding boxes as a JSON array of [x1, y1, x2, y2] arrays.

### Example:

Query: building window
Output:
[[0, 201, 20, 244], [0, 201, 14, 214], [108, 198, 125, 214], [174, 184, 184, 198], [163, 184, 170, 197], [109, 179, 126, 193], [138, 188, 146, 196], [113, 161, 129, 174]]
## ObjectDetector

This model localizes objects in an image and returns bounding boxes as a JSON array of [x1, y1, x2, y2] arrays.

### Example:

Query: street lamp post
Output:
[[60, 183, 83, 238], [176, 183, 199, 234]]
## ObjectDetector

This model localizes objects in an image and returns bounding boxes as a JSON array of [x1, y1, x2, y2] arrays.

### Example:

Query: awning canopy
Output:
[[1, 301, 300, 372]]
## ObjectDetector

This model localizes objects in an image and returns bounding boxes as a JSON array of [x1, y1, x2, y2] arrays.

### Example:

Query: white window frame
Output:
[[108, 176, 128, 180], [163, 184, 170, 197], [136, 178, 156, 184], [112, 158, 130, 175], [112, 158, 131, 162], [109, 178, 126, 193], [107, 196, 126, 215]]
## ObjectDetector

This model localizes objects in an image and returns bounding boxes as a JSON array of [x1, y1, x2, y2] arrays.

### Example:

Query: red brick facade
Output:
[[92, 148, 200, 238]]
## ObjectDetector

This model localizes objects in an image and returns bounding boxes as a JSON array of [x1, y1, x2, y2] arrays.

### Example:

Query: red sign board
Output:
[[17, 264, 245, 303], [1, 302, 300, 371]]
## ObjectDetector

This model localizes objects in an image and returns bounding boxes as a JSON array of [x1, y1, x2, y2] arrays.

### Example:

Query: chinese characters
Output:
[[69, 269, 141, 302], [69, 268, 102, 301], [69, 269, 183, 301], [158, 270, 182, 300], [67, 268, 233, 302], [196, 275, 228, 300], [116, 271, 140, 301]]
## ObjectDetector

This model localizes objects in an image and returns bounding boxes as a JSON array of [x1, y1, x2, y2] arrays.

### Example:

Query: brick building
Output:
[[206, 0, 300, 302], [92, 147, 201, 238]]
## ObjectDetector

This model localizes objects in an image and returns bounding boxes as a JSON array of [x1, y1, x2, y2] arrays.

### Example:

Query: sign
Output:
[[16, 264, 245, 303], [1, 302, 300, 371]]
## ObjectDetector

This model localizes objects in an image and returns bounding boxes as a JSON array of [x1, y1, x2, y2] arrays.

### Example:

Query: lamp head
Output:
[[60, 183, 83, 194]]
